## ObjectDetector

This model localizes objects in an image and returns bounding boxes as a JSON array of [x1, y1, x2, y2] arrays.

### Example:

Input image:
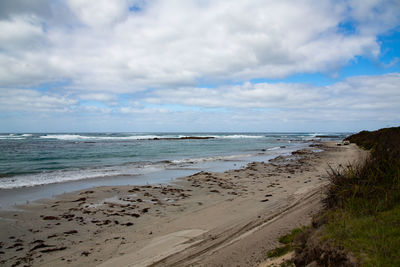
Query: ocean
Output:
[[0, 132, 346, 207]]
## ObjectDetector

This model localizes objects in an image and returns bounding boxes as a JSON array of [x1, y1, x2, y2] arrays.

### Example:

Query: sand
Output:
[[0, 142, 366, 266]]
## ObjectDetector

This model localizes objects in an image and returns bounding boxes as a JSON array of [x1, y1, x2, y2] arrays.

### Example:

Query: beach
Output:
[[0, 142, 366, 266]]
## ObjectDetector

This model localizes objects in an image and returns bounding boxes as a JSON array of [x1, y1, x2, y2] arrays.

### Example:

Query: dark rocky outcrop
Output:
[[152, 136, 215, 140]]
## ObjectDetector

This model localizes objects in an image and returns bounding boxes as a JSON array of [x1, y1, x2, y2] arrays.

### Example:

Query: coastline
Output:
[[0, 141, 366, 266], [0, 143, 307, 209]]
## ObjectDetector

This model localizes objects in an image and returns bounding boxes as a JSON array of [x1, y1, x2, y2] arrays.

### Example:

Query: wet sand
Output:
[[0, 142, 366, 266]]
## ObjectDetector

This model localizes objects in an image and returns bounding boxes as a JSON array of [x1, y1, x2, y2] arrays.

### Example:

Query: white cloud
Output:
[[78, 93, 118, 104], [0, 17, 43, 50], [1, 73, 398, 130], [145, 82, 323, 109], [0, 1, 399, 132], [119, 106, 169, 114], [0, 0, 52, 20], [81, 105, 112, 114], [144, 73, 400, 118], [0, 0, 399, 92], [0, 89, 77, 112], [66, 0, 129, 27]]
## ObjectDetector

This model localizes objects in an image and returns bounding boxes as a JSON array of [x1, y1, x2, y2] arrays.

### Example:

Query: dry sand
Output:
[[0, 142, 366, 266]]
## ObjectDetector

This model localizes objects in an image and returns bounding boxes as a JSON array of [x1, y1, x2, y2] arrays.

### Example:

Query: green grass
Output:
[[267, 227, 308, 258], [267, 244, 292, 258], [279, 227, 307, 244], [323, 205, 400, 266], [320, 127, 400, 266]]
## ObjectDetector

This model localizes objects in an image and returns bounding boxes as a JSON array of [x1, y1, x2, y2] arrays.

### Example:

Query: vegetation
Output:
[[267, 227, 308, 258], [266, 244, 292, 258], [321, 127, 400, 266]]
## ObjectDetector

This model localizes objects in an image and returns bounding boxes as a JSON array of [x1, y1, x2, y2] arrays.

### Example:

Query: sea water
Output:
[[0, 132, 347, 208]]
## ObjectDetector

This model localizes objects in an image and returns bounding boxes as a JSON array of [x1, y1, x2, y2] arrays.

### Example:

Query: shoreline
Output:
[[0, 141, 366, 266], [0, 143, 308, 209]]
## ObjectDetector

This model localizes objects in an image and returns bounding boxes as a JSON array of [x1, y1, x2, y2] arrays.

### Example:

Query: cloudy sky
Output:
[[1, 0, 399, 133]]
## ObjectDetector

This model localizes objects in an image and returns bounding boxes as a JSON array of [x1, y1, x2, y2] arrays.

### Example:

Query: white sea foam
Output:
[[214, 134, 265, 139], [175, 134, 264, 139], [38, 134, 266, 141], [0, 167, 138, 189], [0, 151, 265, 189], [0, 134, 309, 189], [39, 134, 162, 140], [0, 134, 25, 140], [170, 152, 270, 165]]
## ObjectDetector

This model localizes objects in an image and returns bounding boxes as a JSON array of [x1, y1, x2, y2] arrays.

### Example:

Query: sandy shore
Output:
[[0, 142, 366, 266]]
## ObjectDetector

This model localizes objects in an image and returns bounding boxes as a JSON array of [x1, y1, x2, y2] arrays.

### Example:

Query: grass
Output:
[[323, 205, 400, 266], [266, 245, 292, 258], [266, 226, 308, 258], [320, 127, 400, 266], [278, 227, 306, 245]]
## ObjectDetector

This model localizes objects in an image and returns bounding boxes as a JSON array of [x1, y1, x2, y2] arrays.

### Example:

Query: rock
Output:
[[64, 230, 78, 235], [141, 208, 150, 213], [6, 243, 23, 249], [61, 214, 75, 219], [40, 247, 67, 253], [30, 240, 45, 244], [30, 243, 54, 252], [81, 251, 90, 256], [72, 197, 87, 202], [80, 190, 94, 195], [128, 188, 140, 192]]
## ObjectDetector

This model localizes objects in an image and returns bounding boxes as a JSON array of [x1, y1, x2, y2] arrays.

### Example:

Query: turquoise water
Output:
[[0, 132, 346, 190]]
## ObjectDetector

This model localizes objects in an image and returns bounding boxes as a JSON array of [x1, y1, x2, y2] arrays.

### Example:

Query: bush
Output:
[[321, 127, 400, 266]]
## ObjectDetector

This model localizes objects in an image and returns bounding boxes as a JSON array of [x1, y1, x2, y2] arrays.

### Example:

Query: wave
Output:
[[0, 133, 33, 140], [170, 153, 258, 165], [0, 134, 25, 140], [39, 134, 266, 141], [39, 134, 161, 141], [0, 145, 297, 189], [0, 162, 167, 189], [267, 146, 281, 151], [212, 134, 265, 139], [175, 134, 265, 139]]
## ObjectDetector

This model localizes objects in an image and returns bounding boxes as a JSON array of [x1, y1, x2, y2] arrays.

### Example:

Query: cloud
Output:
[[66, 0, 129, 27], [0, 89, 77, 112], [144, 73, 400, 119], [119, 106, 169, 114], [0, 0, 399, 92], [0, 0, 52, 20], [1, 73, 399, 127], [145, 82, 323, 109], [78, 93, 118, 104], [0, 1, 399, 132]]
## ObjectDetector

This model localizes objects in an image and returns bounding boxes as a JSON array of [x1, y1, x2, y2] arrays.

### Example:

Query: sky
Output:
[[0, 0, 399, 133]]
